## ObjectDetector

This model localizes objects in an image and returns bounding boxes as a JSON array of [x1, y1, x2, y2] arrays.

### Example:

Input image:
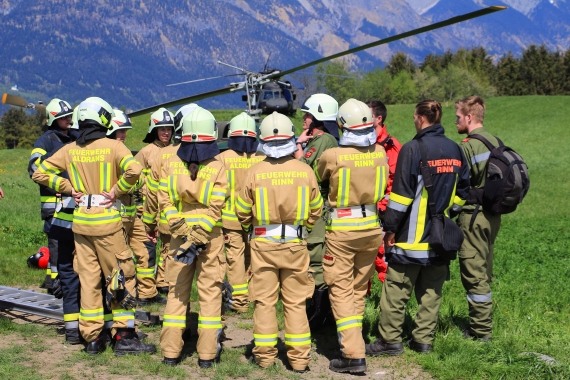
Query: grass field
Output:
[[1, 96, 569, 379]]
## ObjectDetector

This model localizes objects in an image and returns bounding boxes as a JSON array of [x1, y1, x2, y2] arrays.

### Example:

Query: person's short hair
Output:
[[455, 96, 485, 123], [367, 100, 388, 123], [415, 99, 442, 125]]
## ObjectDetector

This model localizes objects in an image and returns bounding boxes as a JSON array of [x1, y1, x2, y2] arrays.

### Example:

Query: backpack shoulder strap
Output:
[[469, 133, 503, 150]]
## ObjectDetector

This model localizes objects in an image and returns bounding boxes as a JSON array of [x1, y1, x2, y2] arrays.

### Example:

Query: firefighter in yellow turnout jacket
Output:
[[217, 112, 265, 312], [236, 112, 323, 373], [135, 107, 174, 296], [32, 97, 156, 355], [316, 99, 389, 374], [158, 107, 227, 368], [143, 104, 198, 295], [106, 110, 163, 305]]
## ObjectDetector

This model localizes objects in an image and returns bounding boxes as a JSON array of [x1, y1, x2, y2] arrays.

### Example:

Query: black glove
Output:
[[51, 276, 63, 299], [174, 240, 205, 266]]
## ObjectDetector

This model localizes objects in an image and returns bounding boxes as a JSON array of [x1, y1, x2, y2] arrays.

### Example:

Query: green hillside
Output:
[[1, 96, 569, 379]]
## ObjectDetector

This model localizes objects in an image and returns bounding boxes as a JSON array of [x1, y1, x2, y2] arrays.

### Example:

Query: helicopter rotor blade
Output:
[[2, 92, 46, 114], [127, 5, 506, 118], [275, 5, 507, 78], [2, 93, 31, 108], [128, 85, 236, 118], [166, 73, 243, 87]]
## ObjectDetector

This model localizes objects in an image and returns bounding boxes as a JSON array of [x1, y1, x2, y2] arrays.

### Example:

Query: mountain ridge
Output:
[[0, 0, 567, 111]]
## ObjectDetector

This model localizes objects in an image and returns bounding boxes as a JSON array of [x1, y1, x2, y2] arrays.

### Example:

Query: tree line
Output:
[[1, 44, 568, 149], [314, 44, 570, 105]]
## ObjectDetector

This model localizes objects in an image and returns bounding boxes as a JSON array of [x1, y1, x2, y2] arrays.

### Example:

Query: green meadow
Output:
[[0, 96, 569, 379]]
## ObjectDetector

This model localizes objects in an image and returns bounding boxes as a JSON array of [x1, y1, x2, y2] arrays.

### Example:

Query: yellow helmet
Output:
[[180, 107, 218, 142], [77, 97, 114, 129], [45, 98, 72, 127], [229, 112, 257, 138], [258, 112, 295, 142], [337, 98, 374, 130]]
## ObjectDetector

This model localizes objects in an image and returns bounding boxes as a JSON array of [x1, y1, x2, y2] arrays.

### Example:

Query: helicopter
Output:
[[128, 5, 506, 120], [168, 59, 298, 117]]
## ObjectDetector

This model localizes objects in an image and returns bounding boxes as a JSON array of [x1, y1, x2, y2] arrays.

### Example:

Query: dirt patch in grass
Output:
[[1, 307, 431, 380]]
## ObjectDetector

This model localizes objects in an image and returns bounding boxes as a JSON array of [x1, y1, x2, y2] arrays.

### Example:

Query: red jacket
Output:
[[374, 125, 402, 282], [376, 125, 402, 214]]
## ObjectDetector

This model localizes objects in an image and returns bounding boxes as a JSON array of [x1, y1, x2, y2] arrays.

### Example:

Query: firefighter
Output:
[[455, 96, 501, 341], [142, 104, 197, 296], [366, 99, 469, 356], [236, 112, 323, 373], [315, 99, 389, 374], [48, 105, 81, 344], [106, 110, 164, 306], [32, 97, 155, 356], [217, 112, 265, 313], [136, 108, 175, 294], [28, 98, 75, 292], [367, 99, 402, 283], [293, 93, 338, 330], [158, 107, 227, 368]]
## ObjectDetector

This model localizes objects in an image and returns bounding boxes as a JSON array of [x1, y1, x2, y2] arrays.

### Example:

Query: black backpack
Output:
[[469, 134, 530, 215]]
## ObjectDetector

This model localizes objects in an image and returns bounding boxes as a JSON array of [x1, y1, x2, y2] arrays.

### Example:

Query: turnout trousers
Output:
[[44, 216, 58, 285], [378, 262, 448, 345], [73, 230, 136, 342], [53, 231, 79, 331], [160, 228, 225, 361], [223, 228, 251, 312], [458, 210, 501, 338], [156, 233, 171, 289], [249, 239, 313, 371], [306, 217, 327, 288], [323, 228, 381, 359], [123, 217, 158, 299]]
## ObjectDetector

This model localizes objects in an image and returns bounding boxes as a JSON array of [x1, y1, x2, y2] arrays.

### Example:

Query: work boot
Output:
[[307, 286, 334, 331], [329, 357, 367, 374], [137, 294, 166, 306], [408, 340, 433, 353], [84, 334, 107, 355], [113, 328, 157, 356], [365, 338, 404, 356], [198, 358, 216, 368], [65, 328, 83, 345], [162, 357, 182, 366], [463, 329, 492, 342], [157, 286, 169, 295]]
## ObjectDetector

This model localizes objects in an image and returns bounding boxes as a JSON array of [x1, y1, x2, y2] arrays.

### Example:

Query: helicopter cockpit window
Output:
[[263, 91, 282, 100]]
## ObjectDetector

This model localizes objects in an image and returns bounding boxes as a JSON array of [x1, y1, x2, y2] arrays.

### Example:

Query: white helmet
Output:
[[174, 103, 199, 133], [229, 112, 257, 138], [258, 112, 295, 142], [180, 107, 218, 142], [70, 106, 79, 130], [107, 109, 133, 136], [143, 107, 174, 142], [77, 97, 114, 129], [45, 98, 72, 127], [337, 98, 374, 130], [300, 93, 338, 121]]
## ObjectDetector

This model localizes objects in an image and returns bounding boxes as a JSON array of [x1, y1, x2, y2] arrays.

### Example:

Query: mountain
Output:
[[0, 0, 568, 112]]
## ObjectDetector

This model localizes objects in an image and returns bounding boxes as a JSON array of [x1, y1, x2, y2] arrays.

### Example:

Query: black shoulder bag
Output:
[[417, 139, 464, 260]]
